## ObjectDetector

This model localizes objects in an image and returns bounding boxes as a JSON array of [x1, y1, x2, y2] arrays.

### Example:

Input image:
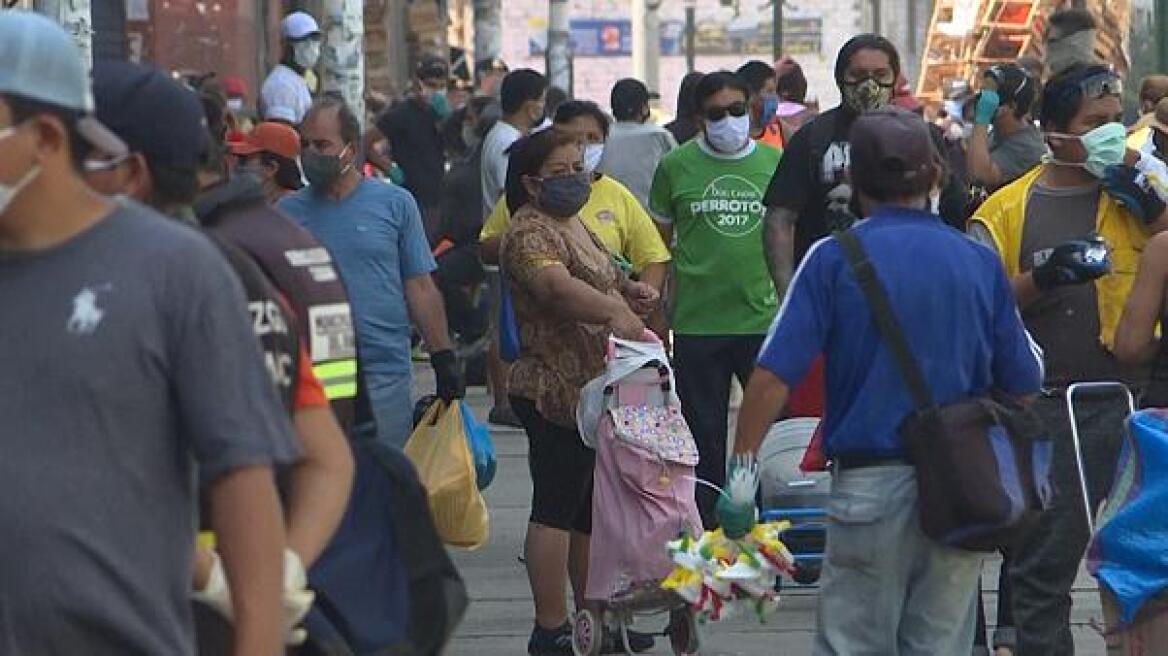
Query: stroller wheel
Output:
[[667, 607, 701, 655], [573, 609, 602, 656]]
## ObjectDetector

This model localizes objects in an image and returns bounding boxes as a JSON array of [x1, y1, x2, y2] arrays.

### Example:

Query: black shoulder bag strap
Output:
[[835, 229, 935, 411]]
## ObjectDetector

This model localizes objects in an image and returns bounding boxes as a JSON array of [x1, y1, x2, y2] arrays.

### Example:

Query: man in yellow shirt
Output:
[[480, 100, 670, 292]]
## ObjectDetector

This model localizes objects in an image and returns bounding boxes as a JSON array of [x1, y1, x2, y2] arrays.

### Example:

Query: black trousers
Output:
[[673, 334, 766, 528], [1009, 394, 1125, 655], [433, 244, 486, 342]]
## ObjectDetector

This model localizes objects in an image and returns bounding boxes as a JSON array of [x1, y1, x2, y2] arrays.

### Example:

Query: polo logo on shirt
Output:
[[596, 210, 615, 224], [66, 285, 110, 336], [689, 175, 766, 237]]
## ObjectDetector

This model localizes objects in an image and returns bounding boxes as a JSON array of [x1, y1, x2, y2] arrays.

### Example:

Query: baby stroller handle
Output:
[[1064, 382, 1136, 536]]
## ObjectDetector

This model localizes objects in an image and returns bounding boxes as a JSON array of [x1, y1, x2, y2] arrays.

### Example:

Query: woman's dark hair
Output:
[[553, 100, 611, 138], [504, 128, 577, 213], [3, 94, 90, 171], [776, 62, 808, 102], [693, 72, 751, 110], [1039, 63, 1112, 131], [198, 89, 229, 176], [261, 152, 305, 191], [675, 71, 704, 121], [834, 34, 901, 83], [544, 85, 569, 121]]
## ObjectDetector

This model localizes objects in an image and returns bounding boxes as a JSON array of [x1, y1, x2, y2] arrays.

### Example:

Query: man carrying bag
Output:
[[731, 107, 1045, 654]]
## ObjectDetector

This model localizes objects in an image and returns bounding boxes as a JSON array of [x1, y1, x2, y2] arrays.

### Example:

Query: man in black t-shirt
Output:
[[762, 34, 900, 295], [364, 56, 451, 239], [762, 34, 966, 295]]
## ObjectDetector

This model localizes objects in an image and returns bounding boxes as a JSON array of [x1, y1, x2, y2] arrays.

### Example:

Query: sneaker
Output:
[[528, 622, 573, 655], [602, 627, 656, 654], [489, 405, 523, 428]]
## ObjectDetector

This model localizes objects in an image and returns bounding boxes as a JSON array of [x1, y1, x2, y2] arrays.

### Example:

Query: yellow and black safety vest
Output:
[[204, 195, 361, 430]]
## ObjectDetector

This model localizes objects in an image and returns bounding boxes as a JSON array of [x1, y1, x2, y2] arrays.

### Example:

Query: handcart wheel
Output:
[[667, 607, 701, 655], [572, 609, 603, 656]]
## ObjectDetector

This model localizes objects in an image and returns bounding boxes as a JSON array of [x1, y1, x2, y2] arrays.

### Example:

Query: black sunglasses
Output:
[[704, 102, 748, 122]]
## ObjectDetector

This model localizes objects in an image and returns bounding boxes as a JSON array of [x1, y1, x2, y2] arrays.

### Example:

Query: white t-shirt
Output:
[[479, 121, 523, 221], [260, 64, 312, 124]]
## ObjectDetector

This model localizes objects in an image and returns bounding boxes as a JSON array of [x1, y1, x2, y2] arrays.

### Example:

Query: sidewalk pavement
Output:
[[414, 371, 1106, 655]]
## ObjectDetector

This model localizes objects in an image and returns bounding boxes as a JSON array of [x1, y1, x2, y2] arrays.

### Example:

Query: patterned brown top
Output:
[[501, 205, 624, 428]]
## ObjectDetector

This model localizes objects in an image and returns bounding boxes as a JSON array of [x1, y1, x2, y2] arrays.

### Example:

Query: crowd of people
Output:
[[4, 2, 1168, 655]]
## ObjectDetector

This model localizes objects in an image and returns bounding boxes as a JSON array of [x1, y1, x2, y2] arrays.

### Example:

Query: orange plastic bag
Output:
[[404, 400, 489, 549]]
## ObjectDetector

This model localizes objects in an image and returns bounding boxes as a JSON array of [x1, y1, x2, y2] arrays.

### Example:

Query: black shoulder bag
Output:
[[836, 229, 1052, 552]]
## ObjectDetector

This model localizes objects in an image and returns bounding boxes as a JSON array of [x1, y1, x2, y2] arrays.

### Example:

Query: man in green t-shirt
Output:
[[650, 71, 781, 526]]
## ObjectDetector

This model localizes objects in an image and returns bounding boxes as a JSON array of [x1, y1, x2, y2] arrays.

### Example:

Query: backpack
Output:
[[303, 434, 468, 655]]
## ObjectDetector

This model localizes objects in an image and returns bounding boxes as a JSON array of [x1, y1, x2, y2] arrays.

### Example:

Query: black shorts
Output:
[[511, 396, 594, 533]]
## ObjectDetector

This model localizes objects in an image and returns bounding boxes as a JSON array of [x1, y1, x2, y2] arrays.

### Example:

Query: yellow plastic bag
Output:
[[404, 400, 489, 549]]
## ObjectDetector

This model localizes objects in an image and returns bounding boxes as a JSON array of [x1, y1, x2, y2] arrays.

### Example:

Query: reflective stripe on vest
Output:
[[314, 358, 358, 400]]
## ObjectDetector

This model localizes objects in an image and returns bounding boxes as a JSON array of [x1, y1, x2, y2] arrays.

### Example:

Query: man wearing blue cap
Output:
[[0, 10, 290, 655], [735, 106, 1043, 655]]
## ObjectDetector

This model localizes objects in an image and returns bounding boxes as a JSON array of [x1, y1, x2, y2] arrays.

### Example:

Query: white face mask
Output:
[[582, 143, 605, 174], [704, 113, 751, 153], [293, 40, 321, 69], [0, 126, 41, 218], [227, 98, 245, 113]]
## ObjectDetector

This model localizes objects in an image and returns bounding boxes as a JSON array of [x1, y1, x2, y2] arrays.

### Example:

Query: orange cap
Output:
[[229, 121, 301, 160]]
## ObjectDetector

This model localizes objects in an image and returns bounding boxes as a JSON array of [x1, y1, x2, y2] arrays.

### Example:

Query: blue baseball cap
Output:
[[0, 10, 126, 156], [92, 60, 208, 176]]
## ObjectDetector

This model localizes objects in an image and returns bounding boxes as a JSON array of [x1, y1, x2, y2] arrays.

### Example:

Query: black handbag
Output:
[[836, 229, 1053, 552]]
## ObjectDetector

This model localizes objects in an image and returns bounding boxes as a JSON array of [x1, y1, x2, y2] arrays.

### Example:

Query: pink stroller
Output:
[[574, 334, 705, 655]]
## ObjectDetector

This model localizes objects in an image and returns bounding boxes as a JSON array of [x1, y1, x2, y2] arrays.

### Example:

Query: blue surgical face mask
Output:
[[1046, 122, 1127, 178], [760, 93, 779, 123], [582, 143, 605, 174]]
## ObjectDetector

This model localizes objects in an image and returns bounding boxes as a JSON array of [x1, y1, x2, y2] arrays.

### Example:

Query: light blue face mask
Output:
[[1046, 122, 1127, 178]]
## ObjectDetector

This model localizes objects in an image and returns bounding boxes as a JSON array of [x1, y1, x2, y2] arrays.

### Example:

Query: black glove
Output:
[[1032, 236, 1111, 291], [431, 349, 464, 402], [1103, 164, 1166, 225]]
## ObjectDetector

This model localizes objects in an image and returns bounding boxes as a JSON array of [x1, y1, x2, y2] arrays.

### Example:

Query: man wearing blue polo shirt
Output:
[[732, 107, 1043, 654], [280, 97, 463, 448]]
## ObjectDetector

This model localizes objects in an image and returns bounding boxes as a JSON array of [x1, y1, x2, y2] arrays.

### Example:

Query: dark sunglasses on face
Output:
[[704, 102, 748, 122]]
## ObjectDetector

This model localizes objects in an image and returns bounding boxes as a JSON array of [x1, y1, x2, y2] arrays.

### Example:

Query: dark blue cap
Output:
[[92, 60, 208, 174]]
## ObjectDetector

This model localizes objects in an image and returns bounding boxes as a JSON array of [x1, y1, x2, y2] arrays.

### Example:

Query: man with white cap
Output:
[[0, 10, 290, 655], [261, 11, 322, 124]]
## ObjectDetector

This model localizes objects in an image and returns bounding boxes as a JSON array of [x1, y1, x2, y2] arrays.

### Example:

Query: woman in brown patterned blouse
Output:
[[500, 128, 659, 652]]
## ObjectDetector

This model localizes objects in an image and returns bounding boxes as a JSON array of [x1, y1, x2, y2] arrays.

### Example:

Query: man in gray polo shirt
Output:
[[0, 12, 294, 655]]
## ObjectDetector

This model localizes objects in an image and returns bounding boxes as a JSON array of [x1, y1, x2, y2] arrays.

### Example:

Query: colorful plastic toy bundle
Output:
[[661, 521, 796, 623]]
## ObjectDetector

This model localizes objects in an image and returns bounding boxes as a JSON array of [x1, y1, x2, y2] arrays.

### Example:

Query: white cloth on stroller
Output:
[[576, 336, 681, 449]]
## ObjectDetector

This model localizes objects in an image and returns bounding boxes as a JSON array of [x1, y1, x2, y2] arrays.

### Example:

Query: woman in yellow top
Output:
[[480, 100, 671, 294]]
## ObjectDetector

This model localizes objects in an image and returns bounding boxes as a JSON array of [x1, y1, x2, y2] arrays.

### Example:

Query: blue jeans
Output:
[[365, 372, 414, 450], [813, 465, 984, 656]]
